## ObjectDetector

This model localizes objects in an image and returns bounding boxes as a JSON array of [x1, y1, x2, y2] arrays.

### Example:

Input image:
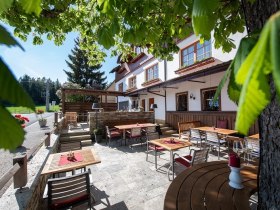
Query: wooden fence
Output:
[[166, 111, 259, 135], [64, 102, 117, 113]]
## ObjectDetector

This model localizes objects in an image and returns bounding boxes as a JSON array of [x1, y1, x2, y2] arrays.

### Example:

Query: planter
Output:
[[94, 134, 102, 143], [39, 119, 47, 128]]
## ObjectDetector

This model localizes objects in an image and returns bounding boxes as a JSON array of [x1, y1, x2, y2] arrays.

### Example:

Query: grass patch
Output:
[[7, 105, 60, 114]]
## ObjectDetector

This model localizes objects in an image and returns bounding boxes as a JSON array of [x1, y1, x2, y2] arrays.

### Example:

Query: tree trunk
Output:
[[242, 0, 280, 208]]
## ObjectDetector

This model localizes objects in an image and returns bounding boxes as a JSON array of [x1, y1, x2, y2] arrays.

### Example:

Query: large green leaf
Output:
[[0, 0, 13, 13], [271, 12, 280, 98], [235, 22, 272, 134], [0, 106, 25, 149], [20, 0, 42, 16], [192, 0, 219, 37], [0, 58, 35, 110], [0, 25, 24, 50], [213, 37, 257, 104], [97, 26, 115, 49]]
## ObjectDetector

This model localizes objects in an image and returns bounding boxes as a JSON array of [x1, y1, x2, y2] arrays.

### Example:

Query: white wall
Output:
[[211, 30, 247, 62], [166, 71, 237, 111]]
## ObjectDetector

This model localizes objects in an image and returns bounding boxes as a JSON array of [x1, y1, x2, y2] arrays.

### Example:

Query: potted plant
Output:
[[37, 109, 47, 127], [93, 128, 103, 143]]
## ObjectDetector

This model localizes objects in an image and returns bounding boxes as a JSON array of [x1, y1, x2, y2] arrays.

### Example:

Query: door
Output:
[[141, 99, 146, 111], [149, 98, 154, 111]]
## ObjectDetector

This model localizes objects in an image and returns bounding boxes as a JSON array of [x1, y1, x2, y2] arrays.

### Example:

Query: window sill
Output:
[[141, 78, 161, 87], [175, 57, 215, 74]]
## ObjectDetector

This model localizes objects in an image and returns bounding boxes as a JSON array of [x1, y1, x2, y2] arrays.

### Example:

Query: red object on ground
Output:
[[229, 153, 240, 168], [59, 153, 83, 166]]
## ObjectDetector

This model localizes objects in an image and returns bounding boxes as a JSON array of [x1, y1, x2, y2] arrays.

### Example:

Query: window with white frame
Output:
[[146, 64, 158, 81], [181, 40, 211, 67], [201, 87, 220, 111], [129, 76, 136, 89]]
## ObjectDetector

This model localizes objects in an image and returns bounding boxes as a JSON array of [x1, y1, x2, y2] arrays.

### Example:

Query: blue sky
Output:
[[1, 24, 117, 84]]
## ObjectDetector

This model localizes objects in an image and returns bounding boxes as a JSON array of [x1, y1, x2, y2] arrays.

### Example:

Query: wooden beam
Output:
[[187, 79, 206, 83]]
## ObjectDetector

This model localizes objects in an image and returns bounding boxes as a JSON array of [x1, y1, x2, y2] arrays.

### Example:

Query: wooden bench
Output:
[[177, 121, 201, 139]]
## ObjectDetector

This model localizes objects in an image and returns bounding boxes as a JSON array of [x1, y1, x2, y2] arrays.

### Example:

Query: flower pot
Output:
[[95, 134, 102, 143], [39, 119, 47, 127]]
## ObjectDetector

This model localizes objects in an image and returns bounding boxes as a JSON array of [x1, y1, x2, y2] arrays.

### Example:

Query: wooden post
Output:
[[54, 112, 58, 124], [45, 132, 51, 147], [13, 153, 27, 189], [62, 88, 65, 114]]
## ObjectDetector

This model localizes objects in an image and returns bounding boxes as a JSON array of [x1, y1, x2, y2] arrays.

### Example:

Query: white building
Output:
[[110, 32, 249, 130]]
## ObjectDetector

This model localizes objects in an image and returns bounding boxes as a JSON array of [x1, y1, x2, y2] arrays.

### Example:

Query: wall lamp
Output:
[[190, 93, 196, 100]]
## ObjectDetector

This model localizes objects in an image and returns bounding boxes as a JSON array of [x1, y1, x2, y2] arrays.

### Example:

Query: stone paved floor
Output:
[[85, 139, 228, 210]]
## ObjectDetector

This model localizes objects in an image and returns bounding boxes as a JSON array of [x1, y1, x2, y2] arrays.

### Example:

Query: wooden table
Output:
[[115, 123, 156, 145], [149, 138, 192, 176], [249, 133, 260, 139], [41, 148, 101, 175], [196, 126, 238, 135], [164, 161, 258, 210]]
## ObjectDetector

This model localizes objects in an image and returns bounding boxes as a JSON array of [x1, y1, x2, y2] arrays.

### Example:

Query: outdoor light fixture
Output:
[[190, 93, 196, 100], [150, 104, 158, 109]]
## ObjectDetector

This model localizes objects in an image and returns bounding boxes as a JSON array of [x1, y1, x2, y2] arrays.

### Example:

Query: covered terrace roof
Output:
[[126, 60, 231, 97]]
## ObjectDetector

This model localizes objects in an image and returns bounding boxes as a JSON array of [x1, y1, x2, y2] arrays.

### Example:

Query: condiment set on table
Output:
[[67, 150, 75, 161], [228, 152, 243, 189]]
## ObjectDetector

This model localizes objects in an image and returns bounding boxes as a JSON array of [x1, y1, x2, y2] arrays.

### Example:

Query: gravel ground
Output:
[[0, 114, 54, 197]]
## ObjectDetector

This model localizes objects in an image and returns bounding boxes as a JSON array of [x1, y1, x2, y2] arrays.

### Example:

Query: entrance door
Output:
[[149, 98, 154, 111], [141, 99, 146, 111]]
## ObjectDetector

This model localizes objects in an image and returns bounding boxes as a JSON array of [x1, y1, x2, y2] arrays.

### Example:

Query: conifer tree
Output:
[[64, 39, 107, 89]]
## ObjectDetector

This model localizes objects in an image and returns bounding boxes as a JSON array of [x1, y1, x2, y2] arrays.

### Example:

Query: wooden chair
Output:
[[245, 137, 260, 162], [189, 128, 205, 148], [205, 131, 226, 159], [145, 132, 165, 169], [170, 149, 209, 180], [65, 112, 78, 128], [105, 126, 122, 147], [45, 169, 94, 209], [125, 127, 143, 146]]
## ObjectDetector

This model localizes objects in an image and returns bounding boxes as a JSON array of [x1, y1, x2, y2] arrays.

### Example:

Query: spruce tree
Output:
[[64, 39, 107, 89]]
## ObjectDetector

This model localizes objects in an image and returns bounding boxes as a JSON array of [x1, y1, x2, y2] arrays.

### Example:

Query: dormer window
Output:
[[181, 40, 211, 67], [134, 46, 143, 55], [146, 64, 158, 82], [129, 76, 137, 89]]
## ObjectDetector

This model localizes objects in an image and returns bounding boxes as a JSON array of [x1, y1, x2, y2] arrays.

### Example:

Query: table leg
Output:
[[123, 129, 126, 146], [155, 145, 157, 169], [170, 151, 174, 180]]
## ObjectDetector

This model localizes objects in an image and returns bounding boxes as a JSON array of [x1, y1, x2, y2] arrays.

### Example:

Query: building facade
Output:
[[111, 32, 247, 126]]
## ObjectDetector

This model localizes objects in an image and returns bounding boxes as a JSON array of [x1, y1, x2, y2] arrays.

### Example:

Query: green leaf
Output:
[[271, 13, 280, 98], [0, 106, 25, 149], [192, 0, 219, 36], [0, 58, 35, 110], [0, 25, 24, 50], [213, 62, 232, 103], [214, 37, 257, 104], [97, 26, 115, 49], [0, 0, 13, 13], [20, 0, 42, 16], [235, 22, 272, 135]]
